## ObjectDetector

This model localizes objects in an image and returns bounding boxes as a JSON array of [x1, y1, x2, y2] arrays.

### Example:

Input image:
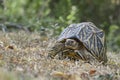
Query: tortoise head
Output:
[[47, 42, 65, 58], [65, 39, 79, 50]]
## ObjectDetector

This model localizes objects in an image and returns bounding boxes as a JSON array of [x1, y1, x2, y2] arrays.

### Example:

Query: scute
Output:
[[58, 24, 79, 41]]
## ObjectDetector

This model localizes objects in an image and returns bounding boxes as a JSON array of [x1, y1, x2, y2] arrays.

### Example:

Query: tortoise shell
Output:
[[57, 22, 107, 63]]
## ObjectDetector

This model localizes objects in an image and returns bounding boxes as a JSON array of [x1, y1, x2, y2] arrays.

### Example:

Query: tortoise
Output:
[[48, 22, 107, 63]]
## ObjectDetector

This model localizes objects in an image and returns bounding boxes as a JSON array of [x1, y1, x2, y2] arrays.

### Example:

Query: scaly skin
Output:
[[47, 39, 88, 61], [48, 40, 89, 62], [47, 42, 65, 58], [58, 49, 77, 60]]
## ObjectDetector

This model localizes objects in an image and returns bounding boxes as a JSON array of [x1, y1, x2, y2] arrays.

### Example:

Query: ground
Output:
[[0, 31, 120, 80]]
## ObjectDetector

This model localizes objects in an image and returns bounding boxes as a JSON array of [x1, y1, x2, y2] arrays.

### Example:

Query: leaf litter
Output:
[[0, 31, 119, 80]]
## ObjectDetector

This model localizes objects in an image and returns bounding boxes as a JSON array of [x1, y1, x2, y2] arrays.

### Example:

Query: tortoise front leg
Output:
[[47, 42, 65, 58], [59, 49, 88, 61], [74, 50, 89, 62], [58, 49, 75, 60]]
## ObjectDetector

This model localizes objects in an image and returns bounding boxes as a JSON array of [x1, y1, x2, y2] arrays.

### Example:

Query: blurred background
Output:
[[0, 0, 120, 51]]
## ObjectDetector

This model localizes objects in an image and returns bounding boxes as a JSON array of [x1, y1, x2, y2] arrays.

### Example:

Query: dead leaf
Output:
[[16, 66, 24, 72], [0, 41, 4, 48], [6, 45, 14, 50], [80, 72, 89, 80], [51, 71, 68, 79], [68, 74, 82, 80], [10, 57, 19, 64], [89, 69, 96, 76], [62, 61, 68, 66], [51, 71, 82, 80]]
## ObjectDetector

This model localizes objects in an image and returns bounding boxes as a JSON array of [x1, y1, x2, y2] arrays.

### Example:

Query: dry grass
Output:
[[0, 31, 120, 80]]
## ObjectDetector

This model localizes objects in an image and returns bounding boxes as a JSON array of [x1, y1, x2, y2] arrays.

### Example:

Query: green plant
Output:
[[107, 25, 120, 52]]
